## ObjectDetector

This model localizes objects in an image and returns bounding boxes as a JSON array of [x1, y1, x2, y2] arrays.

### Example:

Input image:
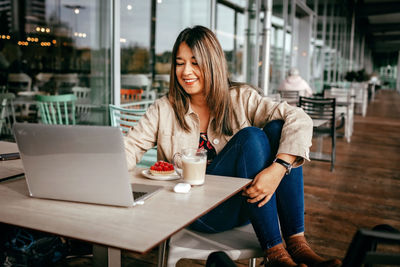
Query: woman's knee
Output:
[[263, 120, 283, 155], [236, 127, 268, 148], [263, 120, 284, 138], [234, 127, 271, 168]]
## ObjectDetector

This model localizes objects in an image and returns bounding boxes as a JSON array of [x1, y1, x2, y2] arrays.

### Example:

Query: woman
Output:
[[124, 26, 341, 267], [278, 68, 314, 97]]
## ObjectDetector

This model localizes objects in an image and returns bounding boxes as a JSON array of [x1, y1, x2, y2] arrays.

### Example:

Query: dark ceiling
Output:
[[355, 0, 400, 53]]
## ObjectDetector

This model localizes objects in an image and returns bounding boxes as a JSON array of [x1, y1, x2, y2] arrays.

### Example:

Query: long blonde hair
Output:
[[168, 26, 233, 136]]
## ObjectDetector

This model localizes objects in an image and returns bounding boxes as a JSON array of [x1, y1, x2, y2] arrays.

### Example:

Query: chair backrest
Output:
[[7, 73, 32, 92], [72, 87, 92, 120], [299, 96, 336, 131], [36, 94, 77, 125], [120, 88, 144, 103], [278, 90, 300, 105], [342, 224, 400, 267], [72, 86, 91, 100], [154, 74, 170, 95], [166, 224, 263, 267], [120, 99, 154, 110], [121, 74, 156, 100], [279, 90, 300, 98], [109, 100, 153, 135], [266, 93, 281, 102], [109, 101, 157, 168]]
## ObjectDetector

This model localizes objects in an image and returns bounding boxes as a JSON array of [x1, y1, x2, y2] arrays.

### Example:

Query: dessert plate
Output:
[[141, 169, 181, 181]]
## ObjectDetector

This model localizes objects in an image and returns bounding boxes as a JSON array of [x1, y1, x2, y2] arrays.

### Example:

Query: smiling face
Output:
[[175, 42, 205, 97]]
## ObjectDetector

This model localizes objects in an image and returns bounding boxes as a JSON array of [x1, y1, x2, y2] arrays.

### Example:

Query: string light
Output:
[[74, 32, 87, 38]]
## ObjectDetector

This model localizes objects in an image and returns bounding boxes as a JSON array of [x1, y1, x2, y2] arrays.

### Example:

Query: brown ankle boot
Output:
[[286, 235, 341, 267], [264, 243, 307, 267]]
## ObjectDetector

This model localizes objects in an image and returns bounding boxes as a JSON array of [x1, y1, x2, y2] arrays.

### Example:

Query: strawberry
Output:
[[149, 161, 174, 175]]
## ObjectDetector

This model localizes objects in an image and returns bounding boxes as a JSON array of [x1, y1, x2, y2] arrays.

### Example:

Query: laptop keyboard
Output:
[[133, 191, 147, 199]]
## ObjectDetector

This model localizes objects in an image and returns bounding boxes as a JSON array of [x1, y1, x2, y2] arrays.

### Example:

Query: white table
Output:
[[0, 141, 251, 267]]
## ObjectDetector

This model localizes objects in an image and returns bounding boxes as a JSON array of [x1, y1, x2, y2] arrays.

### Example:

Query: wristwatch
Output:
[[273, 158, 293, 175]]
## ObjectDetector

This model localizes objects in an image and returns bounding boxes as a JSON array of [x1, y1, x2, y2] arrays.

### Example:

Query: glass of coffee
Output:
[[173, 148, 207, 185]]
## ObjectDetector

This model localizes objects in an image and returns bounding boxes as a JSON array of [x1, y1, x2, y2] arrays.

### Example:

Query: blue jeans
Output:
[[189, 120, 305, 250]]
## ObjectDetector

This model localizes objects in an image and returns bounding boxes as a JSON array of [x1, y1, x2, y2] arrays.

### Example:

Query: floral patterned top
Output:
[[199, 132, 217, 165]]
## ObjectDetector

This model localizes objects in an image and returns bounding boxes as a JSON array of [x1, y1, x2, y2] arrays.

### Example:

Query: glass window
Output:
[[120, 0, 151, 75], [270, 25, 284, 92], [119, 0, 210, 99], [155, 0, 210, 97], [155, 0, 209, 72], [216, 3, 245, 81], [270, 0, 286, 93], [1, 0, 112, 125]]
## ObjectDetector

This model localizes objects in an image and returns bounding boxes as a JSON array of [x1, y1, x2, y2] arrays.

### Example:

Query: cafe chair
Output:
[[266, 93, 281, 102], [35, 72, 54, 92], [53, 73, 79, 94], [165, 224, 263, 267], [206, 251, 237, 267], [120, 88, 144, 103], [0, 93, 16, 136], [154, 74, 170, 96], [72, 86, 93, 123], [299, 96, 336, 171], [278, 90, 300, 106], [121, 74, 156, 100], [36, 94, 77, 125], [7, 73, 32, 94], [205, 224, 400, 267], [109, 101, 156, 168], [324, 88, 354, 143], [341, 224, 400, 266]]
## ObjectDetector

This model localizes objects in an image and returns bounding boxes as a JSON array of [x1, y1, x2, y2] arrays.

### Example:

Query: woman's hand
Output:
[[242, 154, 296, 207]]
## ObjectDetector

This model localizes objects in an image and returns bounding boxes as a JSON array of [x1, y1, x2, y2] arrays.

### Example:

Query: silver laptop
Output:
[[13, 123, 162, 207]]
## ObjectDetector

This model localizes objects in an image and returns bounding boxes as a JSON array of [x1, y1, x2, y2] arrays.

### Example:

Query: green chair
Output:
[[0, 93, 16, 136], [109, 100, 156, 168], [36, 94, 77, 125]]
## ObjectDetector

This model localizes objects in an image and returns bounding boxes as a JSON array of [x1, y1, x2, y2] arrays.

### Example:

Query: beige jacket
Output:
[[124, 85, 313, 171]]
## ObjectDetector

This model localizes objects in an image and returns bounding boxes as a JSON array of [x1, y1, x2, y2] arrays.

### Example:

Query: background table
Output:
[[0, 141, 24, 180], [0, 141, 251, 266]]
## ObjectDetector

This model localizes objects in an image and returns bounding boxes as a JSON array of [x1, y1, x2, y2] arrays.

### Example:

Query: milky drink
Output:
[[182, 155, 207, 185]]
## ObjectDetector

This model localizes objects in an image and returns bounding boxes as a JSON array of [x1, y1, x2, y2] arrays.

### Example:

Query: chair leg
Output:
[[345, 113, 351, 143], [158, 240, 167, 267], [331, 133, 336, 172], [249, 257, 257, 267]]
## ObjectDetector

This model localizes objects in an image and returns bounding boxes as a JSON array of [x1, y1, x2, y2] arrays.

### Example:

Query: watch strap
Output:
[[273, 158, 292, 175]]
